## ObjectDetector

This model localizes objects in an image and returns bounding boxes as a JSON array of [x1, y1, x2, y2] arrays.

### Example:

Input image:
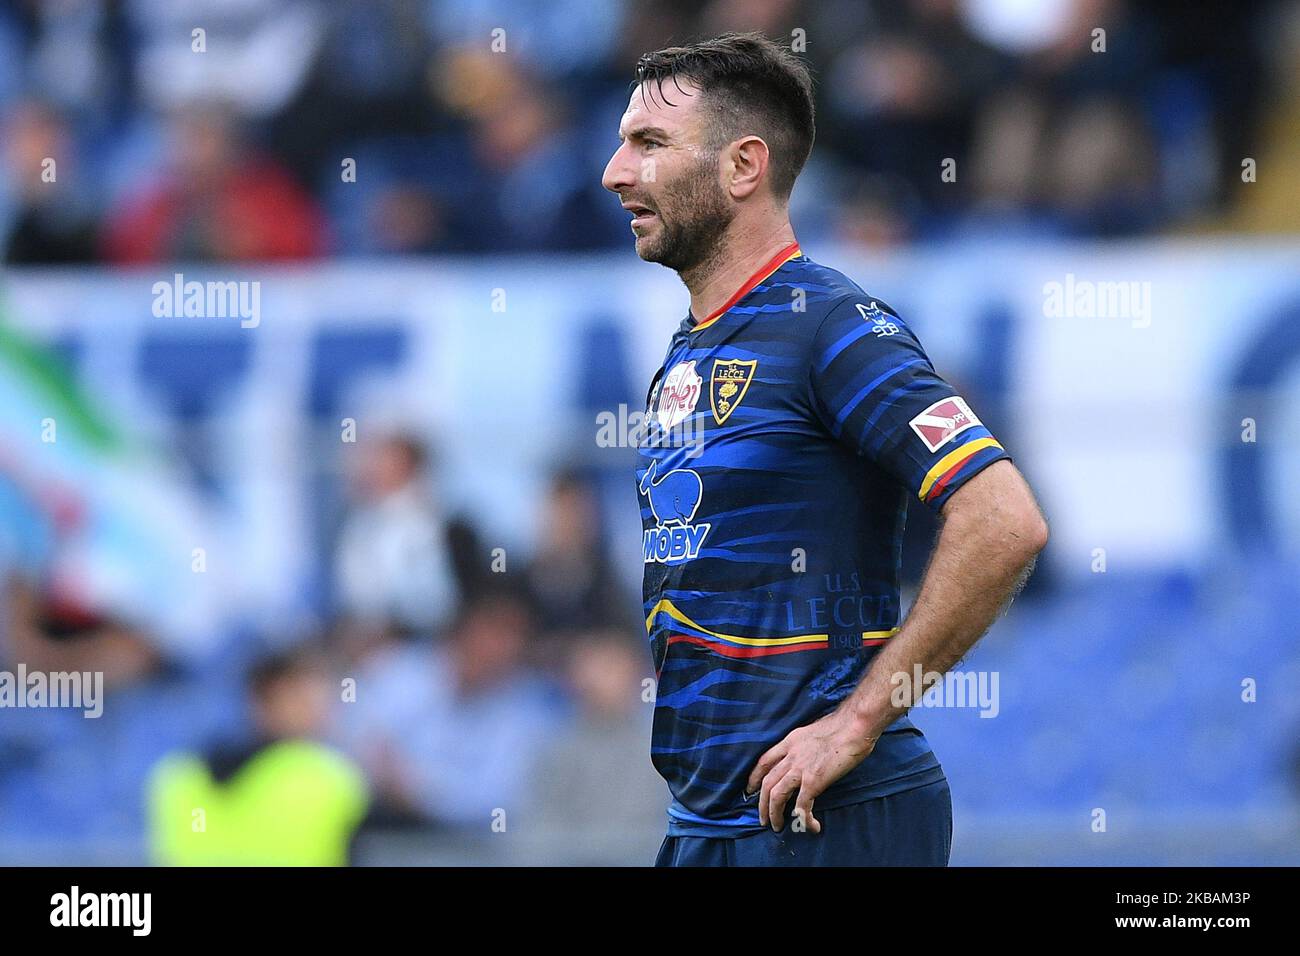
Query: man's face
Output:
[[601, 81, 735, 272]]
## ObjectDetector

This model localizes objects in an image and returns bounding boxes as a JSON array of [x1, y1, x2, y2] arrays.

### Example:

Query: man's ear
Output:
[[727, 135, 770, 200]]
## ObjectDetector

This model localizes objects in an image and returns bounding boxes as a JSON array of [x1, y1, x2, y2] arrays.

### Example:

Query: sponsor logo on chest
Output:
[[639, 460, 711, 564], [656, 360, 702, 430]]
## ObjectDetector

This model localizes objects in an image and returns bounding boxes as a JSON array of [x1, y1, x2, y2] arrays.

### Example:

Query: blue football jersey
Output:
[[636, 242, 1010, 836]]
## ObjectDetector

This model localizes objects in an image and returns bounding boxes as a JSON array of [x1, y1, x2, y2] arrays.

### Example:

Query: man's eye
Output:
[[644, 140, 661, 149]]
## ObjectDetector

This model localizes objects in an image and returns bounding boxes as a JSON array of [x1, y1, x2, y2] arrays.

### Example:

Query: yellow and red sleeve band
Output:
[[918, 436, 1003, 503]]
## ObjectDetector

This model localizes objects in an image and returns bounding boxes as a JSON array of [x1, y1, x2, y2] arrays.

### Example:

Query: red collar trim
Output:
[[692, 240, 802, 332]]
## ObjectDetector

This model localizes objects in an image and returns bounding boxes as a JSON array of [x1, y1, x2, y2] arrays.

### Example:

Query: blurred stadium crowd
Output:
[[1, 414, 670, 863], [2, 0, 1299, 265]]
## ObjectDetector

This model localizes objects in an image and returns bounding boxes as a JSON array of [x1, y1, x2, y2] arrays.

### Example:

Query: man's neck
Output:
[[683, 217, 798, 323]]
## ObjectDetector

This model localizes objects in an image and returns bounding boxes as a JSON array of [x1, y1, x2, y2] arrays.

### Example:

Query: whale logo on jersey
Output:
[[639, 460, 710, 564], [710, 358, 757, 425]]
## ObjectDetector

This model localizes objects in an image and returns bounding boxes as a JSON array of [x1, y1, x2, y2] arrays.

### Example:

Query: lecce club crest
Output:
[[710, 358, 757, 425]]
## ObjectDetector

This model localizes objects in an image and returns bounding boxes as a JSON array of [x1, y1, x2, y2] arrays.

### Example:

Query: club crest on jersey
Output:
[[909, 396, 982, 453], [656, 361, 702, 430], [639, 460, 710, 564], [710, 358, 757, 425]]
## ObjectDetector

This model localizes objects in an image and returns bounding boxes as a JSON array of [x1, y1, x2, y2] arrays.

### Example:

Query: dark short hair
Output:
[[248, 644, 325, 698], [634, 32, 815, 200]]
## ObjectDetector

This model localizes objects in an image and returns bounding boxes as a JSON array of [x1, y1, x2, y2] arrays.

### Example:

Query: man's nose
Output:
[[602, 142, 636, 195]]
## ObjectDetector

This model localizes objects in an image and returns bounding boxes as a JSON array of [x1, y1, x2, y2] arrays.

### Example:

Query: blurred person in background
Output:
[[146, 644, 368, 866], [334, 589, 565, 832], [424, 0, 630, 80], [1, 99, 100, 264], [0, 0, 1282, 263], [964, 0, 1162, 234], [269, 0, 450, 256], [272, 0, 437, 155], [523, 629, 668, 865], [0, 469, 158, 690], [100, 100, 326, 263], [2, 578, 160, 692], [0, 0, 131, 123], [522, 468, 636, 648], [1226, 0, 1300, 232], [331, 432, 486, 661], [822, 0, 1007, 243], [428, 49, 623, 251]]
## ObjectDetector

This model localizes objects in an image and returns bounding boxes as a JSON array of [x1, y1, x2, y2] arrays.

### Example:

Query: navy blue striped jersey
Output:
[[636, 242, 1010, 836]]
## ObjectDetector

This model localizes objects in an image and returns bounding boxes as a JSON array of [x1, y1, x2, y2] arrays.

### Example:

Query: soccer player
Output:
[[601, 33, 1049, 866]]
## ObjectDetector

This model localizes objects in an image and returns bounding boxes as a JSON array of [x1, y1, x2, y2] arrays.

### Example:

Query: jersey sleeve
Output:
[[809, 295, 1011, 511]]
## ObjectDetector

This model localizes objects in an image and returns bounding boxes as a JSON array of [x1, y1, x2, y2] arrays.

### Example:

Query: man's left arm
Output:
[[748, 459, 1048, 831]]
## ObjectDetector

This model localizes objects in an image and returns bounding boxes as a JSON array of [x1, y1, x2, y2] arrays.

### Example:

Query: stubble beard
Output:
[[636, 154, 736, 288]]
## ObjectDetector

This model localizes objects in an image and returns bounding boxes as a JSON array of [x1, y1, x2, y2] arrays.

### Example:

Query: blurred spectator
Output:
[[522, 468, 636, 645], [965, 0, 1163, 234], [523, 629, 668, 864], [823, 0, 1007, 241], [3, 578, 161, 691], [6, 0, 128, 120], [0, 471, 159, 689], [425, 0, 629, 80], [1228, 0, 1300, 233], [332, 433, 486, 653], [334, 591, 565, 829], [0, 0, 1288, 258], [268, 0, 439, 188], [100, 101, 326, 263], [146, 645, 369, 866], [427, 49, 625, 251], [1, 100, 100, 264]]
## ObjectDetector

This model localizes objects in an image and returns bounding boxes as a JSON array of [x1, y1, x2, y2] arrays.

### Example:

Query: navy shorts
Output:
[[654, 777, 953, 867]]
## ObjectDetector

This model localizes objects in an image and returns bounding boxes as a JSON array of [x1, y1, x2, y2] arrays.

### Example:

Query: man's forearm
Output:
[[837, 464, 1047, 743]]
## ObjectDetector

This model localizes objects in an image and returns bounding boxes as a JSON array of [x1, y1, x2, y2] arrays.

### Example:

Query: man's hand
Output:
[[744, 461, 1048, 837], [746, 706, 876, 833]]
